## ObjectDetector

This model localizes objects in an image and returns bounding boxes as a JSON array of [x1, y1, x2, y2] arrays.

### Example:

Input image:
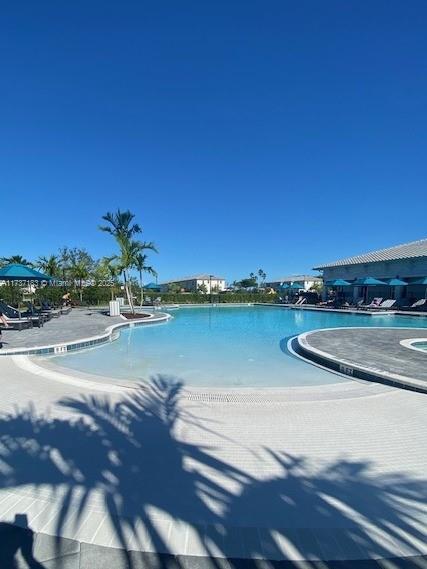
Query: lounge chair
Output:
[[407, 299, 427, 311], [0, 301, 43, 328], [41, 300, 61, 317], [0, 314, 32, 331], [292, 297, 307, 307], [359, 297, 383, 310], [60, 305, 72, 315], [25, 302, 52, 322], [368, 299, 396, 310]]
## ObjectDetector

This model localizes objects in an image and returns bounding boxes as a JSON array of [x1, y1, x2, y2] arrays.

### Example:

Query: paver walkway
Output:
[[299, 327, 427, 389], [0, 308, 123, 350]]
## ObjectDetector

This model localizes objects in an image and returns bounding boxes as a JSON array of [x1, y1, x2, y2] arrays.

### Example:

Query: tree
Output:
[[0, 255, 33, 267], [239, 277, 258, 288], [96, 257, 122, 301], [134, 244, 158, 306], [197, 283, 208, 294], [69, 260, 90, 302], [37, 255, 60, 277], [168, 283, 181, 294], [58, 247, 71, 282], [258, 269, 267, 287], [99, 209, 144, 313]]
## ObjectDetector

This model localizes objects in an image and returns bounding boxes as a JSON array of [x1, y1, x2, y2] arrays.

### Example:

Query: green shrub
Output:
[[144, 292, 278, 304], [81, 286, 115, 305], [34, 286, 66, 306], [0, 284, 23, 307]]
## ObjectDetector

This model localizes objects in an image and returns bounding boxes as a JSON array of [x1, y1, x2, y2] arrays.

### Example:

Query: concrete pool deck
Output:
[[296, 327, 427, 393], [0, 354, 426, 567]]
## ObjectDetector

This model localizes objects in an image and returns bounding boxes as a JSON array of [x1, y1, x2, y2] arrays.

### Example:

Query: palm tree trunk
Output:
[[123, 271, 134, 314], [139, 269, 144, 307]]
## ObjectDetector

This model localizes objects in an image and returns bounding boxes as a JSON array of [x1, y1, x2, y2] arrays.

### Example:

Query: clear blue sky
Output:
[[1, 1, 426, 282]]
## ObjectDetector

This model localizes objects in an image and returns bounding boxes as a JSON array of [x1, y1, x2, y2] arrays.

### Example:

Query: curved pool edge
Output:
[[295, 326, 427, 394], [0, 310, 172, 357], [12, 347, 394, 402], [400, 337, 427, 353]]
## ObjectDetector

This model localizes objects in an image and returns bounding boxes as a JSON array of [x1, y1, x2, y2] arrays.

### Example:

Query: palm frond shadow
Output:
[[0, 375, 425, 566]]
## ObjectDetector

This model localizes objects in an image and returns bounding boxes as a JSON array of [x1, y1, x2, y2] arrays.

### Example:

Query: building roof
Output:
[[313, 238, 427, 270], [160, 274, 225, 284], [267, 274, 322, 284]]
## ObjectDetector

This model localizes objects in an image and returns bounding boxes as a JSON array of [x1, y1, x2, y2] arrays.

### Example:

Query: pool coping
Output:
[[296, 327, 427, 394], [400, 337, 427, 353]]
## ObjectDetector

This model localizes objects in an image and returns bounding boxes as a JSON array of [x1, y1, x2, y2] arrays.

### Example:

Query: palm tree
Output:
[[0, 255, 33, 267], [100, 210, 150, 313], [58, 247, 73, 285], [37, 255, 60, 277], [258, 269, 267, 287], [134, 246, 158, 307], [70, 260, 90, 303], [96, 257, 122, 301]]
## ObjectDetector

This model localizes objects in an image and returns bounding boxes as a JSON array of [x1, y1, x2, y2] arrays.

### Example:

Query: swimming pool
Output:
[[47, 306, 427, 387]]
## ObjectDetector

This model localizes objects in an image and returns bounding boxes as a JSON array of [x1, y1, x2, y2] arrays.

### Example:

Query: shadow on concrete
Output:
[[0, 515, 44, 568], [0, 376, 426, 567]]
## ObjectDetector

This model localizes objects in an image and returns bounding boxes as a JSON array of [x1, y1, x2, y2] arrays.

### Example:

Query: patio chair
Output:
[[0, 313, 32, 331], [359, 297, 383, 310], [369, 299, 396, 310], [345, 298, 364, 309], [291, 297, 307, 307], [0, 301, 43, 328], [407, 298, 427, 311], [41, 300, 62, 317], [25, 302, 52, 322]]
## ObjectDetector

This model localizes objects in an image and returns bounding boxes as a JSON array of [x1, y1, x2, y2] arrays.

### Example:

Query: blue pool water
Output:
[[48, 306, 427, 387]]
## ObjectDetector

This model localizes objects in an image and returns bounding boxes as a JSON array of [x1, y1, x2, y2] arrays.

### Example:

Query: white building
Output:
[[265, 274, 322, 292], [160, 274, 226, 294]]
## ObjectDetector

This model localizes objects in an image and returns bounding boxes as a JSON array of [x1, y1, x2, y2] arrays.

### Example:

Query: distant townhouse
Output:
[[160, 274, 226, 294], [265, 275, 322, 292]]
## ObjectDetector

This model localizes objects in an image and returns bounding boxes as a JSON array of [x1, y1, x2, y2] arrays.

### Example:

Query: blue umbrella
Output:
[[353, 277, 387, 286], [384, 278, 408, 300], [325, 279, 351, 286], [384, 278, 408, 286], [353, 276, 387, 302], [0, 263, 51, 282], [281, 282, 304, 290]]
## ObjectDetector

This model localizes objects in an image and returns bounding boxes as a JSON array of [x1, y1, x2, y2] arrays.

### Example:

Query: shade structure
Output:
[[0, 263, 51, 281], [281, 282, 304, 290], [384, 278, 408, 286], [411, 277, 427, 298], [353, 277, 387, 286], [325, 279, 351, 287]]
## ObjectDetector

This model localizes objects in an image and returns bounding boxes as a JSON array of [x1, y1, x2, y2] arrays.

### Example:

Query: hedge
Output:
[[144, 292, 279, 304]]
